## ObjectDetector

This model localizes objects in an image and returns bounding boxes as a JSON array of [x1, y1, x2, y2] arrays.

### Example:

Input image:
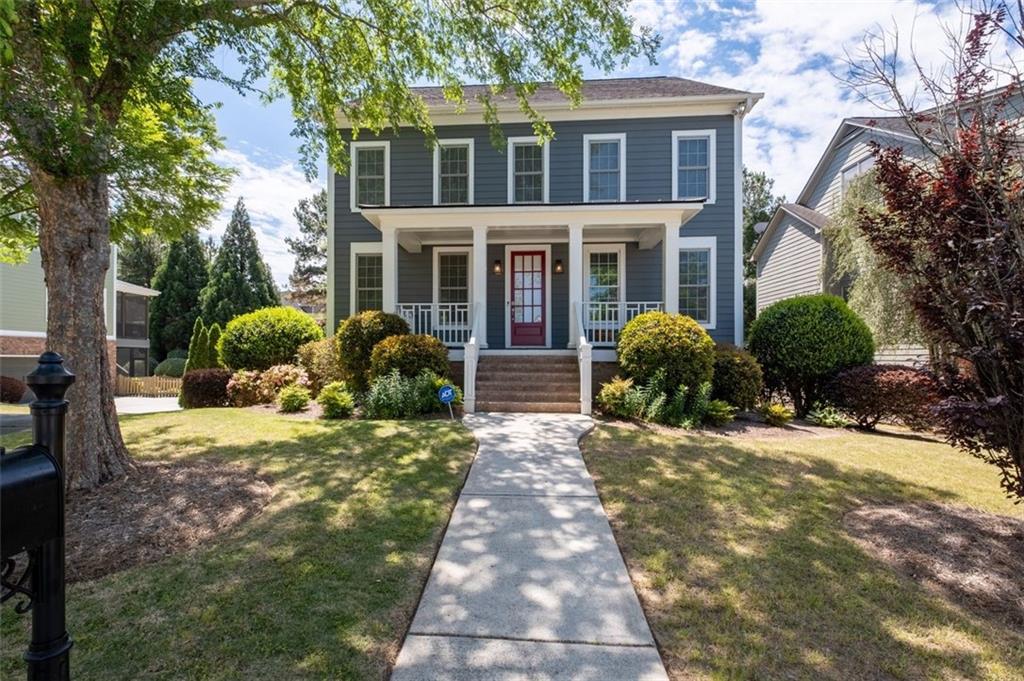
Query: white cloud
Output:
[[209, 148, 323, 287]]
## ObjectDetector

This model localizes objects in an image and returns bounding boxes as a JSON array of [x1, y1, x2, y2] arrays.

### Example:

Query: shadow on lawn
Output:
[[2, 414, 475, 681], [583, 428, 1024, 681]]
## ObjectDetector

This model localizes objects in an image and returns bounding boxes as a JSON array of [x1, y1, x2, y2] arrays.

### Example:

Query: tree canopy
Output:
[[118, 232, 167, 287], [285, 189, 327, 311], [149, 230, 209, 360]]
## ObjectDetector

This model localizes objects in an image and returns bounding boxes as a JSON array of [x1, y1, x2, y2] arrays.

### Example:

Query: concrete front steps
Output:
[[475, 355, 581, 413]]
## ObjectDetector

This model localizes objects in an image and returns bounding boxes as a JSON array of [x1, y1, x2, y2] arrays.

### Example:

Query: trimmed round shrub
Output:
[[369, 334, 449, 381], [711, 345, 764, 411], [166, 348, 188, 360], [297, 338, 344, 395], [227, 370, 263, 406], [748, 294, 874, 416], [219, 306, 324, 371], [336, 311, 410, 391], [829, 364, 940, 430], [317, 381, 356, 419], [596, 376, 634, 418], [180, 369, 231, 408], [154, 357, 186, 378], [0, 376, 26, 403], [617, 311, 715, 391], [277, 385, 311, 413]]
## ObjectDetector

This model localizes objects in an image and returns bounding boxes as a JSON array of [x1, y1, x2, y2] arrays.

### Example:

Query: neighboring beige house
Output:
[[0, 248, 119, 386], [114, 279, 160, 377]]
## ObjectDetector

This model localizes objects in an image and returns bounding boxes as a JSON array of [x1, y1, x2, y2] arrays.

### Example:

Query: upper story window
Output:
[[116, 292, 148, 340], [507, 136, 549, 204], [434, 139, 474, 205], [672, 130, 717, 204], [841, 156, 874, 194], [349, 141, 390, 211], [583, 133, 626, 202], [677, 236, 717, 328]]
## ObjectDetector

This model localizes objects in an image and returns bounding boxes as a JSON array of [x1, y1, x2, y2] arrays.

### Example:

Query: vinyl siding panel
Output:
[[755, 215, 822, 313]]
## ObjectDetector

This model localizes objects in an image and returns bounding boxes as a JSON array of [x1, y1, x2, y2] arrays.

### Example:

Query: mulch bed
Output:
[[65, 460, 273, 582], [844, 502, 1024, 629]]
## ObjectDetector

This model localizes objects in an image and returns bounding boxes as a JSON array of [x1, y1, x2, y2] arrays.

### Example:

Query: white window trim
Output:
[[840, 156, 874, 197], [507, 136, 550, 204], [582, 133, 627, 203], [503, 244, 553, 348], [433, 138, 475, 205], [678, 235, 717, 329], [581, 243, 626, 302], [432, 246, 474, 309], [349, 242, 383, 316], [671, 129, 716, 204], [349, 141, 391, 212]]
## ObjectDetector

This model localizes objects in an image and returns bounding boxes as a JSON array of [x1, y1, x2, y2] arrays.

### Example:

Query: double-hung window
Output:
[[841, 156, 875, 195], [349, 141, 390, 211], [434, 139, 474, 205], [350, 243, 384, 314], [583, 133, 626, 202], [677, 236, 717, 328], [672, 130, 716, 203], [434, 248, 471, 331], [507, 136, 548, 203], [582, 244, 625, 344]]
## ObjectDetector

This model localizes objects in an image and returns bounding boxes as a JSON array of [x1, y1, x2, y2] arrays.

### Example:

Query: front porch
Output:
[[359, 202, 704, 414]]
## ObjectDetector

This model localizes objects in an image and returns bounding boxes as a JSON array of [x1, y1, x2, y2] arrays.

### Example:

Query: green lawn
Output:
[[1, 409, 476, 680], [583, 424, 1024, 681], [0, 403, 29, 414]]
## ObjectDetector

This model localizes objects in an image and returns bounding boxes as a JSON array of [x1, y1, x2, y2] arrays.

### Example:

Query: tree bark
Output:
[[31, 168, 134, 491]]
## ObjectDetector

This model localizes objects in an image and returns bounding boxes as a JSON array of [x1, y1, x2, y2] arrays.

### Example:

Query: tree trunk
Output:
[[31, 168, 133, 491]]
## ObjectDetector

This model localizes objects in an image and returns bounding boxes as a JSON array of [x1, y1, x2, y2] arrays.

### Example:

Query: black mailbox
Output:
[[1, 445, 63, 561]]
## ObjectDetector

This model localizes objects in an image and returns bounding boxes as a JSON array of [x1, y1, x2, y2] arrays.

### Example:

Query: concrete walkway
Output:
[[392, 413, 668, 681]]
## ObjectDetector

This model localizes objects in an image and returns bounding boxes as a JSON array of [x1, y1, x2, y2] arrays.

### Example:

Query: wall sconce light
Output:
[[492, 259, 503, 275], [554, 259, 564, 274]]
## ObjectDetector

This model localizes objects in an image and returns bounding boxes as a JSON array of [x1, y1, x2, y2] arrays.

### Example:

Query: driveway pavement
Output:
[[391, 412, 668, 681]]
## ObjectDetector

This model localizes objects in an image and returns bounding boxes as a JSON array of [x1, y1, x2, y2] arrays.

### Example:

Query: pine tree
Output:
[[200, 198, 279, 326], [149, 231, 209, 361], [206, 323, 223, 368], [118, 232, 167, 287], [285, 190, 327, 312], [184, 318, 208, 373]]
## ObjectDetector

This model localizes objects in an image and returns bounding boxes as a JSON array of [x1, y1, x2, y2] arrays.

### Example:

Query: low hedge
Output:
[[336, 311, 410, 391], [711, 345, 763, 411], [219, 306, 324, 371], [369, 334, 449, 381], [829, 364, 940, 430], [617, 311, 715, 392], [154, 357, 187, 378], [180, 369, 231, 408]]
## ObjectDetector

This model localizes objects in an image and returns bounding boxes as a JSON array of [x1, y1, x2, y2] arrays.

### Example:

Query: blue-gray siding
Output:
[[333, 115, 738, 343]]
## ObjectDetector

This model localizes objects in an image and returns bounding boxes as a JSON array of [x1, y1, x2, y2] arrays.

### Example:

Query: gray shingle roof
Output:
[[781, 203, 828, 231], [846, 116, 915, 137], [409, 76, 756, 106]]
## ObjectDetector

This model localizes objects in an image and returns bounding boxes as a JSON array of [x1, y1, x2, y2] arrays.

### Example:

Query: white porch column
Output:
[[382, 226, 398, 312], [567, 223, 584, 348], [663, 221, 680, 314], [472, 225, 488, 347]]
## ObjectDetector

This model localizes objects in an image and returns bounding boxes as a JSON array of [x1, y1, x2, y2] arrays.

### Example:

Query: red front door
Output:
[[510, 250, 546, 346]]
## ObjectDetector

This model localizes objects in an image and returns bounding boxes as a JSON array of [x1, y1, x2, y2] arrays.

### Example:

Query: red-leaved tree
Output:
[[848, 2, 1024, 500]]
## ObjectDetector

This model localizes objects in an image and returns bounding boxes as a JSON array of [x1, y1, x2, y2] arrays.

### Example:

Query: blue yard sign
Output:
[[438, 384, 456, 420]]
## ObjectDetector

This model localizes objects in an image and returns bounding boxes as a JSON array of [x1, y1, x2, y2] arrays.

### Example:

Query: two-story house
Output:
[[327, 76, 761, 413]]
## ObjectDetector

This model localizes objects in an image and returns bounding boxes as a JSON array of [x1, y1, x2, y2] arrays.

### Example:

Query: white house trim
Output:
[[349, 241, 383, 317], [581, 243, 626, 302], [433, 138, 475, 205], [431, 246, 474, 307], [327, 161, 336, 333], [503, 243, 553, 349], [733, 107, 744, 345], [349, 140, 391, 212], [678, 235, 717, 330], [671, 129, 717, 204], [506, 136, 550, 204], [582, 133, 626, 202]]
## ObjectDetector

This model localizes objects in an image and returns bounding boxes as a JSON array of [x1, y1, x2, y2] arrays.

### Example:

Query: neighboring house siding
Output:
[[755, 215, 822, 313], [333, 115, 738, 344]]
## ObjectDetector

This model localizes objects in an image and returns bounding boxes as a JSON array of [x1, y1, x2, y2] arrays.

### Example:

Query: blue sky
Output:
[[193, 0, 1018, 286]]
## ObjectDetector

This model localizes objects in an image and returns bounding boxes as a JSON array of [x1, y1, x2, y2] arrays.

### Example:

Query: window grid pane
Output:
[[587, 251, 620, 303], [439, 145, 469, 204], [588, 140, 621, 201], [356, 253, 383, 312], [356, 147, 386, 206], [679, 249, 710, 323], [677, 137, 709, 200], [513, 144, 544, 203], [438, 253, 469, 304]]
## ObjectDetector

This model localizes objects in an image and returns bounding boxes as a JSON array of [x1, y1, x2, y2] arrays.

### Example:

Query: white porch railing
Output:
[[463, 303, 483, 414], [581, 301, 663, 347], [573, 302, 593, 416], [395, 303, 472, 346]]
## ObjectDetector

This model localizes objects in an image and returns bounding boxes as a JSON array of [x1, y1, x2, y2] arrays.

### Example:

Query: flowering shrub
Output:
[[227, 370, 263, 406], [829, 364, 940, 430], [258, 364, 310, 400]]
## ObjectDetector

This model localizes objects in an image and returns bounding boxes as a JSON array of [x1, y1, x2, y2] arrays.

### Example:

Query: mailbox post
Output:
[[0, 352, 75, 681]]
